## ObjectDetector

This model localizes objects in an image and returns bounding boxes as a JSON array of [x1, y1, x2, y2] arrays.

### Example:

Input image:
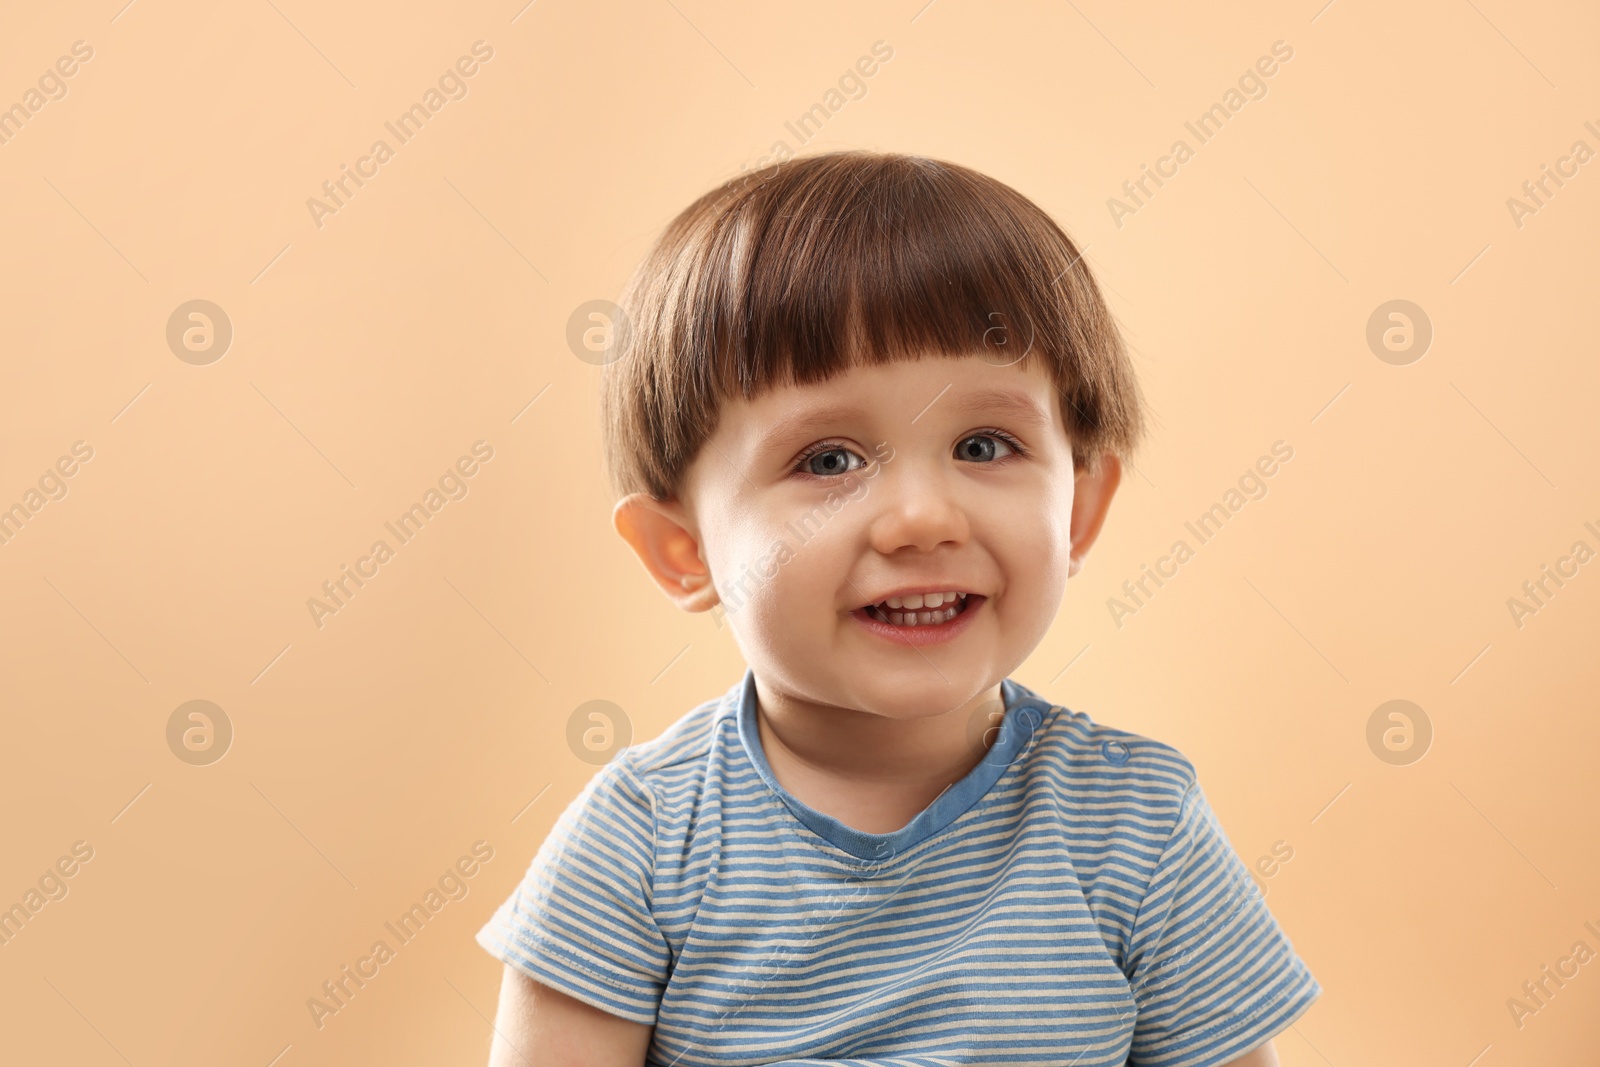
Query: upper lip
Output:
[[856, 585, 982, 609]]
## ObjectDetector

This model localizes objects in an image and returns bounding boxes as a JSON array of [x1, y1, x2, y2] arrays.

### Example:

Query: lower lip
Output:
[[849, 595, 986, 647]]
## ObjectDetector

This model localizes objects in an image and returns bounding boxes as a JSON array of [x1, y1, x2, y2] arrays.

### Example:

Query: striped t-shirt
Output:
[[476, 668, 1321, 1066]]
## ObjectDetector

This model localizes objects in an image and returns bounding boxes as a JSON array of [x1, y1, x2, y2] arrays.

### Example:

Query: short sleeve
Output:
[[475, 758, 671, 1025], [1124, 780, 1321, 1066]]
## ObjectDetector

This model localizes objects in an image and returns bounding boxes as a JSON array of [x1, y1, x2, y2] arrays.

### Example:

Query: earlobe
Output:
[[612, 494, 720, 612], [1067, 454, 1123, 579]]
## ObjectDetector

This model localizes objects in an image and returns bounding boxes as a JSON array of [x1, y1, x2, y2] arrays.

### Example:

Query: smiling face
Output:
[[612, 353, 1122, 725]]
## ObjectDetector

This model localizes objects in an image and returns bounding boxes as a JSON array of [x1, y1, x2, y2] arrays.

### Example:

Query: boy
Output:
[[475, 150, 1321, 1065]]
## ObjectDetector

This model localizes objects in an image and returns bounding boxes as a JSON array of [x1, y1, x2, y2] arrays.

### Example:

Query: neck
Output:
[[751, 676, 1006, 787]]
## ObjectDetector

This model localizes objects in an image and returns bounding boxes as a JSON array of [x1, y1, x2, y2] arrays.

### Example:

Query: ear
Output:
[[1067, 453, 1122, 579], [612, 493, 720, 612]]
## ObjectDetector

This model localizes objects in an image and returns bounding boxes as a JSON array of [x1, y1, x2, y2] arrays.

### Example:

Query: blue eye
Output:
[[956, 431, 1024, 462], [791, 430, 1026, 480], [793, 444, 868, 478]]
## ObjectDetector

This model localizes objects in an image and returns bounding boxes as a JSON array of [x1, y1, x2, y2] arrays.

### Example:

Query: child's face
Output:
[[614, 353, 1121, 720]]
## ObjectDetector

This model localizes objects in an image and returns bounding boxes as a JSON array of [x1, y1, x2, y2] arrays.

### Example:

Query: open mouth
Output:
[[857, 591, 978, 628]]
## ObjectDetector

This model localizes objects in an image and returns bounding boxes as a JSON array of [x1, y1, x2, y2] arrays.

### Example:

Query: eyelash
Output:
[[790, 429, 1029, 480]]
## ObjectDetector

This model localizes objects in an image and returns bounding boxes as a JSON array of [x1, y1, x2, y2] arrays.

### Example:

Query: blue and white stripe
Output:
[[477, 668, 1320, 1065]]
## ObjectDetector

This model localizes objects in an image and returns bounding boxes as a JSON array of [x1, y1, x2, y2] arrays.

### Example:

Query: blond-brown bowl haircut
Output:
[[600, 150, 1147, 504]]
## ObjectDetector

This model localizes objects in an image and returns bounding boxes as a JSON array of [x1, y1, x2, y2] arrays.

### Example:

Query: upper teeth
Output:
[[881, 591, 966, 609]]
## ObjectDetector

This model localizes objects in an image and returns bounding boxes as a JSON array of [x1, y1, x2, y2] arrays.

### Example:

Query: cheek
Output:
[[704, 522, 800, 613], [991, 485, 1075, 600], [1002, 521, 1071, 594], [758, 526, 843, 604], [710, 504, 858, 624]]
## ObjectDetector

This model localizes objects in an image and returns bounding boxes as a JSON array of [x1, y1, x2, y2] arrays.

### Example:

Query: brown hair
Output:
[[600, 150, 1146, 503]]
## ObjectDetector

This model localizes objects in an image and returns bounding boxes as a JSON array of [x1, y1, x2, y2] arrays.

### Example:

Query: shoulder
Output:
[[1007, 677, 1201, 830], [593, 675, 742, 806]]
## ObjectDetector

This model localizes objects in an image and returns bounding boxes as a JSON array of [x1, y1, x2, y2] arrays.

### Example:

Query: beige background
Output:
[[1, 0, 1596, 1064]]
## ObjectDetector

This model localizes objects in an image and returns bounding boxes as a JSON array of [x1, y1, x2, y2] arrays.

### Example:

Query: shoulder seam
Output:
[[619, 694, 728, 779], [612, 756, 660, 912], [630, 743, 714, 779]]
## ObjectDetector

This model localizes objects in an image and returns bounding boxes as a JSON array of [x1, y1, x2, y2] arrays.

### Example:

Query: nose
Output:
[[865, 459, 971, 555]]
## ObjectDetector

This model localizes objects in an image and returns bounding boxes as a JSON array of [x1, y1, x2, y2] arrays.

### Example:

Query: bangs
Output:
[[604, 151, 1144, 502]]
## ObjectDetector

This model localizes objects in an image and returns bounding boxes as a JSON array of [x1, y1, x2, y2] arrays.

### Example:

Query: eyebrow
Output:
[[759, 387, 1054, 455]]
